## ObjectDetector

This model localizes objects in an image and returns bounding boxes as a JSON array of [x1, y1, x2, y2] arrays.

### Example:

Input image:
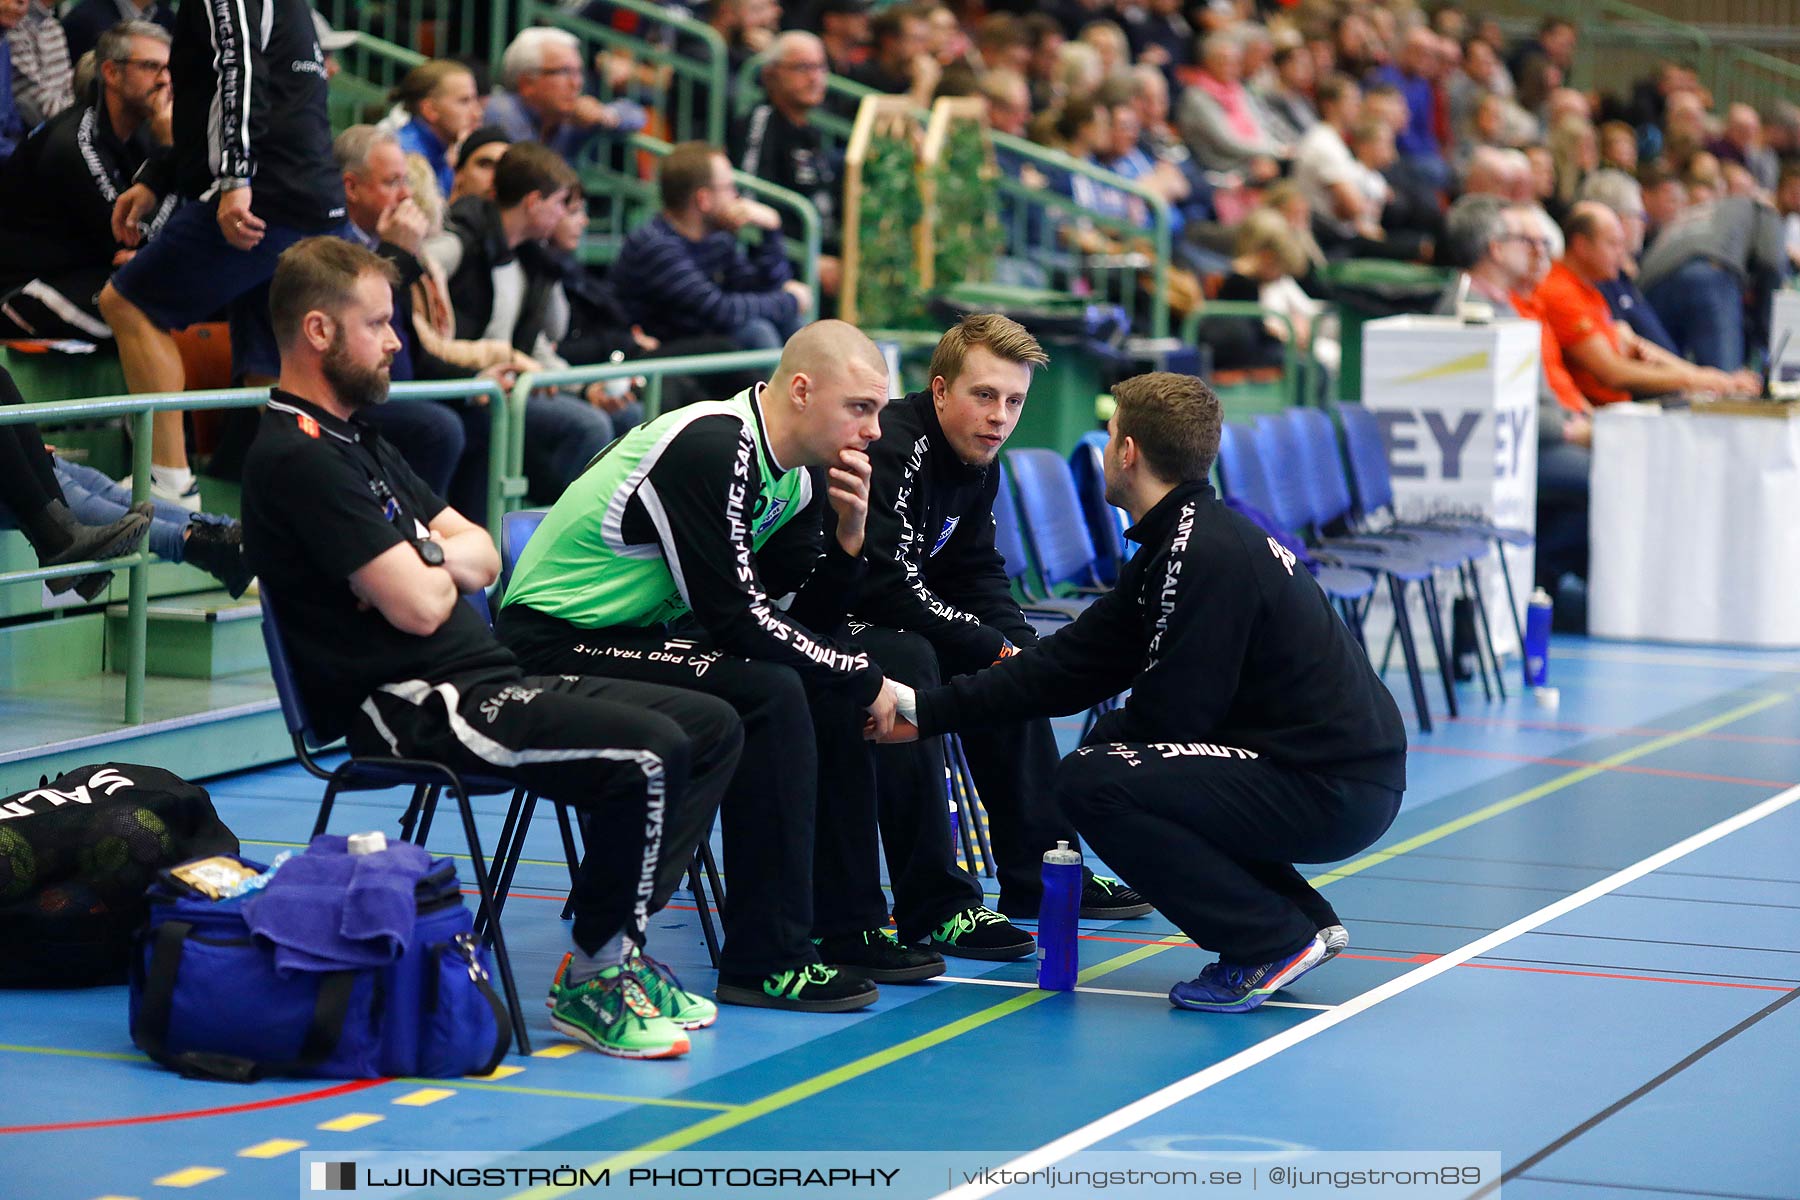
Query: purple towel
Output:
[[243, 834, 434, 974]]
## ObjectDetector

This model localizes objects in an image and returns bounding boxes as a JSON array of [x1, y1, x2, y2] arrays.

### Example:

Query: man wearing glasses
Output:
[[0, 20, 177, 341], [484, 27, 646, 166], [731, 32, 844, 298]]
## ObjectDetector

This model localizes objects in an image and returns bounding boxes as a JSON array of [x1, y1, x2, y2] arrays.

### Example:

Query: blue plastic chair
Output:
[[1070, 432, 1131, 585], [258, 594, 531, 1054], [486, 506, 726, 968], [1283, 407, 1505, 705], [1005, 447, 1109, 594], [498, 509, 548, 599], [1234, 418, 1444, 732], [1337, 403, 1535, 648], [992, 460, 1084, 624]]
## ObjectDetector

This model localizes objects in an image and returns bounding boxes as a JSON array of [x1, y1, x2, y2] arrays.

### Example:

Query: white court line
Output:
[[935, 782, 1800, 1200], [940, 975, 1336, 1012]]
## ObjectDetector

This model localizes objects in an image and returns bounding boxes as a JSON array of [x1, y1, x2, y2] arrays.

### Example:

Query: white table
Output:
[[1590, 403, 1800, 647]]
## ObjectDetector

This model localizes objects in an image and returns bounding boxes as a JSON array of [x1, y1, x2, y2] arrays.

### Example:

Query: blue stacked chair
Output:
[[1069, 431, 1131, 585]]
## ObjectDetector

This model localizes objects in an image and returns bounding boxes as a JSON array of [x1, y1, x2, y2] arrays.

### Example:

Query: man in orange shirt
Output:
[[1532, 203, 1755, 404]]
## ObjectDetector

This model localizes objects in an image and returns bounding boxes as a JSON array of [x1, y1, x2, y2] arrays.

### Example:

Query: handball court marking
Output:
[[936, 779, 1800, 1200], [502, 689, 1791, 1200]]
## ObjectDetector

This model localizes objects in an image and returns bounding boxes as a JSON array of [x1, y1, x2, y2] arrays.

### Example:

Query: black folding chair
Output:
[[258, 595, 531, 1054]]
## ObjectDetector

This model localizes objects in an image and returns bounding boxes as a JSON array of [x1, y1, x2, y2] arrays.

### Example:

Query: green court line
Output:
[[1311, 692, 1790, 887], [502, 688, 1792, 1198], [509, 938, 1193, 1200], [0, 1042, 148, 1063]]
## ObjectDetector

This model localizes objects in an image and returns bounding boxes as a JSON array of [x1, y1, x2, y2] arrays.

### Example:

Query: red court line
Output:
[[1409, 744, 1795, 789], [0, 1078, 386, 1134], [1449, 715, 1800, 748], [1337, 951, 1791, 992]]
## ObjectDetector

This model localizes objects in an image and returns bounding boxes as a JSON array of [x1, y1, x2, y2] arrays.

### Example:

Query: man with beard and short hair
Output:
[[879, 372, 1408, 1014], [847, 315, 1150, 946], [241, 237, 744, 1062], [0, 20, 177, 340]]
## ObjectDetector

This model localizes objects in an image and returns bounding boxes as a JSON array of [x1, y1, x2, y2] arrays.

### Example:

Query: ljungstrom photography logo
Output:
[[310, 1161, 356, 1191]]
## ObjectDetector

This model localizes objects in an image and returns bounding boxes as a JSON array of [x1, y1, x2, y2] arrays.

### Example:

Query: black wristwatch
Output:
[[414, 538, 445, 567]]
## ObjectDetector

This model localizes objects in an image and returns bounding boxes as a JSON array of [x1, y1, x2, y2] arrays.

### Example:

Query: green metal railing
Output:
[[734, 57, 1173, 339], [571, 133, 822, 302], [327, 32, 429, 133], [506, 350, 785, 484], [521, 0, 729, 146], [0, 382, 510, 726], [318, 0, 498, 74], [1181, 302, 1313, 409]]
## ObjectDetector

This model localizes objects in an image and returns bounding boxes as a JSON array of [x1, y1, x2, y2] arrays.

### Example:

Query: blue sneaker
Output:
[[1169, 935, 1329, 1013]]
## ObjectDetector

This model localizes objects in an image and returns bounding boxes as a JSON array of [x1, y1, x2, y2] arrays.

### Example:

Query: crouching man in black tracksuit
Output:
[[849, 315, 1150, 944], [879, 372, 1406, 1013], [243, 239, 743, 1060]]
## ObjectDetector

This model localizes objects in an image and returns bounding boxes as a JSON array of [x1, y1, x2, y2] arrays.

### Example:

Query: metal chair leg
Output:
[[1494, 535, 1526, 647], [1466, 558, 1508, 701], [1421, 575, 1460, 718], [478, 790, 537, 941], [448, 776, 531, 1055], [1389, 575, 1433, 733], [556, 802, 581, 921], [312, 777, 348, 838], [1458, 565, 1494, 703], [950, 736, 996, 878], [688, 847, 721, 969], [414, 785, 442, 846]]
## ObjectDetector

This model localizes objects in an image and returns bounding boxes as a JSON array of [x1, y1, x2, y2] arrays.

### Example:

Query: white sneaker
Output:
[[1318, 924, 1350, 962], [122, 473, 203, 513]]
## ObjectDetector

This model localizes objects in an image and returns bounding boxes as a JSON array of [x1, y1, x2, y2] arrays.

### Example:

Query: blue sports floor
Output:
[[5, 634, 1800, 1199]]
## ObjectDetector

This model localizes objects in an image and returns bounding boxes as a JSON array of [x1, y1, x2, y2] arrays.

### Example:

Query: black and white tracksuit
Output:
[[915, 480, 1408, 964], [843, 392, 1081, 924]]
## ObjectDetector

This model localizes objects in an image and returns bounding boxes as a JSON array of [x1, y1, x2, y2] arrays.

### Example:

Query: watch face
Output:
[[418, 539, 445, 566]]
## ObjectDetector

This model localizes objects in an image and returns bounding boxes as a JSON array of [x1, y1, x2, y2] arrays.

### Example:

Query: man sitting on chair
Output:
[[241, 237, 744, 1061], [848, 314, 1150, 949], [879, 372, 1406, 1013]]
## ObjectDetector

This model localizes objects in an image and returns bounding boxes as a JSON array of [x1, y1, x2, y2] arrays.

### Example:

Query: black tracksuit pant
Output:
[[351, 669, 741, 960], [496, 610, 889, 976], [1054, 739, 1401, 965], [858, 626, 1078, 936]]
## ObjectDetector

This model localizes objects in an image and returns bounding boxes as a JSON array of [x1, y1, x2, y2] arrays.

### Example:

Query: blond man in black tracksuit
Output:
[[882, 372, 1407, 1013]]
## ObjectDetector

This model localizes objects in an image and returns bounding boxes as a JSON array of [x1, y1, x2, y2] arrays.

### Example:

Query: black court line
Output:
[[1516, 1174, 1794, 1200], [1477, 986, 1800, 1196], [1610, 893, 1800, 912]]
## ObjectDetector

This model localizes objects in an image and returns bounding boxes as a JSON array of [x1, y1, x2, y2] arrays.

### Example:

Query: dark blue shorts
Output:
[[110, 202, 341, 380]]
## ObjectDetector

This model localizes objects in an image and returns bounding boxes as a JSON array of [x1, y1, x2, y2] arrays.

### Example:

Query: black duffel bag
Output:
[[0, 763, 237, 987]]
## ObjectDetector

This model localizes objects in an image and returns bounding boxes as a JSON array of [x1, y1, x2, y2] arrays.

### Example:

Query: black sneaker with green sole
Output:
[[814, 929, 946, 983], [919, 906, 1035, 961], [715, 963, 879, 1012]]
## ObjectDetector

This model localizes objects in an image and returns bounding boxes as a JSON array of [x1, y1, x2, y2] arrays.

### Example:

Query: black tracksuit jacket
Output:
[[915, 479, 1408, 791]]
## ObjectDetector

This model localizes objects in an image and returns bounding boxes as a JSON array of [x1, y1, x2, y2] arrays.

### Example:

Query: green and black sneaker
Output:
[[626, 950, 719, 1030], [920, 906, 1036, 961], [814, 928, 946, 983], [546, 954, 689, 1059], [715, 963, 879, 1012]]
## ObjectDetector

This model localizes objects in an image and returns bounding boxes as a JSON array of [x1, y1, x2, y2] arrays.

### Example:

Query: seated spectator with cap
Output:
[[60, 0, 174, 64], [449, 126, 509, 205], [1533, 202, 1756, 404], [732, 32, 845, 298], [609, 141, 812, 351], [484, 27, 645, 165], [390, 61, 485, 200], [0, 19, 177, 341], [1638, 194, 1789, 372]]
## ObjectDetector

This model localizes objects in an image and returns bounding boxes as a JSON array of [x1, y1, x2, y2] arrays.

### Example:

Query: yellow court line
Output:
[[421, 1079, 739, 1112], [236, 1139, 306, 1159], [392, 1088, 455, 1107], [150, 1166, 224, 1188], [316, 1113, 384, 1133], [504, 689, 1791, 1200]]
